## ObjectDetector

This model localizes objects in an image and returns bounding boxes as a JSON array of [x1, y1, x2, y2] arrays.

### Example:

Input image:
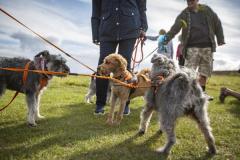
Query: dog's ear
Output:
[[35, 50, 50, 60], [115, 55, 127, 70], [34, 50, 50, 70], [55, 54, 67, 63], [151, 54, 159, 63]]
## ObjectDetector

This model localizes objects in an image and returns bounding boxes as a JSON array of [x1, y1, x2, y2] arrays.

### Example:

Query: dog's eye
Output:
[[105, 60, 111, 64], [54, 60, 62, 65]]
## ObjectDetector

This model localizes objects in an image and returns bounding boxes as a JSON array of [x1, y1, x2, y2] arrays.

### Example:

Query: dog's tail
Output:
[[91, 72, 97, 80], [165, 72, 190, 99]]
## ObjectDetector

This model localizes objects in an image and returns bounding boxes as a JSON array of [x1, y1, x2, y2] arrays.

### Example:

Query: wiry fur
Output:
[[138, 54, 216, 155], [98, 53, 151, 125], [0, 50, 70, 127]]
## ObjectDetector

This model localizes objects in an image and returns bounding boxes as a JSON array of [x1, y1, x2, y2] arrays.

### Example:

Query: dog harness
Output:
[[24, 61, 49, 92], [0, 61, 49, 112]]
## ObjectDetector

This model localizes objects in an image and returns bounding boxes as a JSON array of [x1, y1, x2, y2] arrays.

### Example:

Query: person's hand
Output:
[[162, 34, 168, 45], [93, 39, 100, 45], [218, 42, 225, 46], [139, 30, 146, 41]]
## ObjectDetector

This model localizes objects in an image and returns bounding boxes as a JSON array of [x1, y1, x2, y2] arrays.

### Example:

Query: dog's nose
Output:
[[97, 66, 101, 73], [65, 65, 70, 73]]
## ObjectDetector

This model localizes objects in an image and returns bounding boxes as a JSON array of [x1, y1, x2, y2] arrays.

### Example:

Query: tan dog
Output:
[[98, 53, 150, 125]]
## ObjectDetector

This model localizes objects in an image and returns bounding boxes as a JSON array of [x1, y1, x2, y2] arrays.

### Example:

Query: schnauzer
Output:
[[0, 50, 70, 127]]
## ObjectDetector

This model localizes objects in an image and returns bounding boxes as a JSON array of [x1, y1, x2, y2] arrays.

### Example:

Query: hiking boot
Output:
[[123, 105, 130, 115], [219, 88, 227, 103], [94, 105, 105, 115]]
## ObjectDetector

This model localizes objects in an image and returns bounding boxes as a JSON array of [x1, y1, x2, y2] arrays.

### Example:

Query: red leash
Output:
[[131, 37, 145, 72]]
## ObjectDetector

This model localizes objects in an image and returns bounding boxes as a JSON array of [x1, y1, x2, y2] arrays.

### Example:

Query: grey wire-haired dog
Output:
[[138, 54, 216, 155], [0, 50, 70, 127]]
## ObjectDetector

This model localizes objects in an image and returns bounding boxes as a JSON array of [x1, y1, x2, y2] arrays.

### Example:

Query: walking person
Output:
[[163, 0, 225, 100], [91, 0, 148, 114], [146, 29, 174, 59]]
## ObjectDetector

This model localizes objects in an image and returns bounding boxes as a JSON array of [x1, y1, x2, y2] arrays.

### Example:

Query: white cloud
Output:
[[0, 0, 239, 73]]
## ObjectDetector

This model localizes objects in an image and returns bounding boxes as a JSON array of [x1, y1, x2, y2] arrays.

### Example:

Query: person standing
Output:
[[163, 0, 225, 100], [91, 0, 148, 114], [146, 29, 174, 59]]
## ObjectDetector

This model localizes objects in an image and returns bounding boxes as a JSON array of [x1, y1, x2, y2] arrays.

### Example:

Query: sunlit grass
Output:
[[0, 74, 239, 160]]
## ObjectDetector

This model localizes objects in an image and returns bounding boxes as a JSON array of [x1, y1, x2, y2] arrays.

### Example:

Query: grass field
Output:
[[0, 73, 239, 160]]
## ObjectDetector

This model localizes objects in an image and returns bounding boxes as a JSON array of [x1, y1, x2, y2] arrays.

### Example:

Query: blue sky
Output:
[[0, 0, 239, 73]]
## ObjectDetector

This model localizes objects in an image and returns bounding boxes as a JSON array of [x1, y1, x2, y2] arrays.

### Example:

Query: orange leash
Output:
[[0, 7, 96, 73], [0, 67, 68, 76], [22, 61, 31, 85], [0, 62, 31, 112], [0, 92, 19, 112]]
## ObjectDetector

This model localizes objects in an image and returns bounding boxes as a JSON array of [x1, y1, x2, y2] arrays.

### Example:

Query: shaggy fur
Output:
[[98, 53, 151, 125], [138, 54, 216, 155], [0, 50, 70, 127]]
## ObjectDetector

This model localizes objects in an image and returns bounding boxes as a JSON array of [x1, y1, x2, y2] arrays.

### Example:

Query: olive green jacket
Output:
[[165, 4, 225, 57]]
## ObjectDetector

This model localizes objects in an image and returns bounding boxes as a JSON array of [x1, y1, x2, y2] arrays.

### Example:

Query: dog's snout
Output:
[[65, 65, 70, 73], [97, 66, 101, 73]]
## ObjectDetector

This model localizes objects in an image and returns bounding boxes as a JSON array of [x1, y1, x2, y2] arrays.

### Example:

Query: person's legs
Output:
[[118, 38, 136, 70], [198, 47, 214, 100], [184, 47, 200, 72], [198, 47, 213, 89], [118, 38, 137, 115], [95, 41, 118, 114]]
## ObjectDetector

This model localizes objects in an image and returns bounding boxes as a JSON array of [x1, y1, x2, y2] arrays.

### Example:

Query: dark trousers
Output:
[[96, 38, 136, 106]]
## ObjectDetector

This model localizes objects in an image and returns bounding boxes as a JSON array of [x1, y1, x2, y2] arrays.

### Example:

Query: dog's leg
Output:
[[85, 89, 95, 103], [138, 88, 155, 135], [115, 98, 128, 125], [35, 92, 45, 120], [138, 104, 154, 135], [106, 91, 111, 104], [26, 92, 38, 127], [0, 81, 6, 97], [106, 94, 117, 125], [193, 105, 217, 155], [156, 121, 176, 154]]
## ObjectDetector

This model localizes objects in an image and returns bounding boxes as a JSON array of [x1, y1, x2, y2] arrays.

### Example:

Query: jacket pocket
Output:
[[121, 8, 139, 17], [99, 12, 112, 39]]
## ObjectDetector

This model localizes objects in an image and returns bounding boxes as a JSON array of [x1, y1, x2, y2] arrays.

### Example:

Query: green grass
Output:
[[0, 74, 239, 160]]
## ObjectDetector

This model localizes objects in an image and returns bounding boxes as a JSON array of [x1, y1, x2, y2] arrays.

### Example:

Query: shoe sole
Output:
[[94, 112, 105, 115], [123, 113, 130, 116]]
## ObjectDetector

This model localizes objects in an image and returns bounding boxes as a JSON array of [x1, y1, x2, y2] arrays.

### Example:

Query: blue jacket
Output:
[[91, 0, 148, 42], [147, 35, 174, 59]]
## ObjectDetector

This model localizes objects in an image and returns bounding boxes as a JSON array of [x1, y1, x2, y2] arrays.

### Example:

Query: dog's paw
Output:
[[28, 123, 37, 127], [113, 120, 121, 126], [208, 146, 217, 155], [157, 129, 163, 135], [85, 98, 91, 104], [156, 147, 170, 155], [36, 115, 45, 120], [106, 119, 114, 125], [138, 129, 145, 136]]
